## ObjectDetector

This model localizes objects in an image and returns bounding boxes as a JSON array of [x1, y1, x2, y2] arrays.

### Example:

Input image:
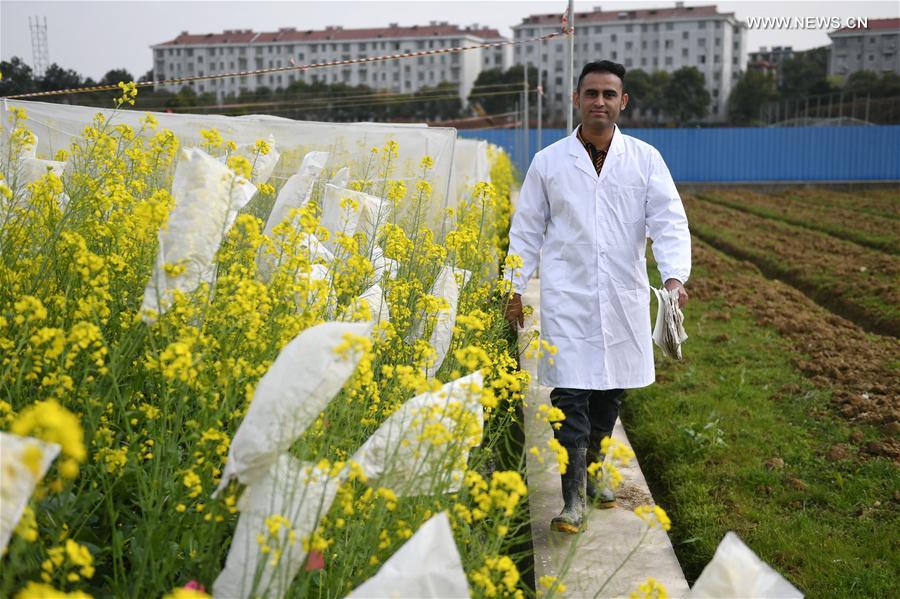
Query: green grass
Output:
[[624, 255, 899, 597]]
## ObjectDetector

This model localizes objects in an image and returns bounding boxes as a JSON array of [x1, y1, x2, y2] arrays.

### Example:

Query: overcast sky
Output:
[[2, 0, 898, 81]]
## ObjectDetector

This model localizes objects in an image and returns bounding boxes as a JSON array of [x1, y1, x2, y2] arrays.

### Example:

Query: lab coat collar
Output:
[[568, 124, 624, 178]]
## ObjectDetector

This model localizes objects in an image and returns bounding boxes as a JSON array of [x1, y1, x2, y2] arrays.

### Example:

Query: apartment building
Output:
[[512, 3, 746, 121], [151, 22, 509, 103], [747, 46, 795, 86], [828, 18, 900, 82]]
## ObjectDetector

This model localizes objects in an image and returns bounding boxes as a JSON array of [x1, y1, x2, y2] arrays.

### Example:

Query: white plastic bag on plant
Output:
[[351, 371, 483, 496], [347, 512, 470, 598], [263, 150, 328, 238], [232, 134, 280, 185], [320, 184, 391, 251], [141, 147, 244, 321], [18, 158, 65, 188], [295, 263, 332, 313], [213, 456, 347, 599], [216, 320, 373, 493], [329, 166, 350, 188], [225, 178, 258, 233], [688, 532, 803, 598], [420, 266, 459, 377], [0, 432, 60, 552], [259, 231, 334, 284], [344, 283, 390, 327], [451, 267, 473, 290], [372, 245, 399, 281]]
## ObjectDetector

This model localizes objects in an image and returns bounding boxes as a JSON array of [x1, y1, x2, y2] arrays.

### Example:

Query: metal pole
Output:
[[514, 98, 520, 171], [566, 0, 575, 133], [524, 54, 529, 166], [537, 39, 543, 152], [865, 93, 870, 123]]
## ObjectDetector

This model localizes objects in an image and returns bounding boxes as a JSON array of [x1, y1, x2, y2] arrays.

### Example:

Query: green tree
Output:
[[100, 69, 135, 86], [623, 68, 652, 113], [38, 63, 83, 92], [661, 67, 710, 124], [727, 70, 778, 125], [468, 65, 539, 116], [779, 46, 833, 99], [0, 57, 35, 95], [843, 70, 881, 97]]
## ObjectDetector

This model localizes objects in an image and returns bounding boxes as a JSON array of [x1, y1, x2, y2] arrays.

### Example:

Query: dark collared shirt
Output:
[[576, 127, 609, 176]]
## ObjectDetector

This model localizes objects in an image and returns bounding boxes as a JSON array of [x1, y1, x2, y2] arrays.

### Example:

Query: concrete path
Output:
[[518, 277, 690, 598]]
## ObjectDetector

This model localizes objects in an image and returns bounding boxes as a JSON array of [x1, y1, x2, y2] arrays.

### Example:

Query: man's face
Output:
[[573, 71, 629, 129]]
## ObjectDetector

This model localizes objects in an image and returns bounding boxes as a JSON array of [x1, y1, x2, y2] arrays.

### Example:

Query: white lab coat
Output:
[[507, 125, 691, 390]]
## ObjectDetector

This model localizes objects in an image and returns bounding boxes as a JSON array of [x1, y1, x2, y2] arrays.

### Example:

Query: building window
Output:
[[699, 21, 706, 29], [666, 23, 674, 31], [611, 34, 617, 42], [625, 24, 633, 33], [698, 38, 706, 47], [665, 56, 673, 65], [683, 31, 689, 40], [611, 50, 617, 59], [682, 48, 688, 57], [641, 40, 647, 49], [641, 24, 648, 32], [594, 26, 603, 34], [665, 40, 673, 49], [641, 57, 647, 66], [625, 58, 633, 67], [595, 42, 602, 51], [699, 55, 706, 64], [625, 41, 633, 50]]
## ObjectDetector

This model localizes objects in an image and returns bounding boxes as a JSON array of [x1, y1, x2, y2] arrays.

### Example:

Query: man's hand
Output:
[[505, 293, 525, 329], [664, 278, 688, 310]]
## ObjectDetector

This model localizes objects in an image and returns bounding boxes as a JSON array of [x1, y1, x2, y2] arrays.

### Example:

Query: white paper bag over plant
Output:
[[416, 266, 459, 377], [0, 432, 61, 552], [371, 245, 399, 281], [688, 532, 803, 598], [351, 371, 483, 496], [18, 158, 66, 188], [344, 283, 390, 327], [213, 456, 347, 599], [259, 228, 335, 283], [320, 184, 391, 251], [216, 320, 374, 493], [328, 165, 350, 188], [263, 150, 329, 238], [450, 266, 473, 290], [141, 147, 248, 321], [347, 512, 470, 598], [232, 134, 280, 185]]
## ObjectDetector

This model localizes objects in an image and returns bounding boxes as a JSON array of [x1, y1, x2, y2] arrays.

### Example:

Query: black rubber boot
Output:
[[550, 447, 587, 534], [586, 445, 617, 508]]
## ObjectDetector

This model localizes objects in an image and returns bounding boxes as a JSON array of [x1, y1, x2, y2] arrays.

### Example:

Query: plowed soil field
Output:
[[695, 189, 899, 254], [684, 194, 899, 337]]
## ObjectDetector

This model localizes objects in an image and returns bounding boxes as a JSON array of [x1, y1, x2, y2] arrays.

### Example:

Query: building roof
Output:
[[516, 4, 724, 27], [832, 17, 900, 34], [154, 24, 505, 47]]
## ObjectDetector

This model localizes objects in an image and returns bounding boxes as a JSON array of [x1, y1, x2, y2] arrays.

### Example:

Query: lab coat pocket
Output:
[[610, 185, 646, 224]]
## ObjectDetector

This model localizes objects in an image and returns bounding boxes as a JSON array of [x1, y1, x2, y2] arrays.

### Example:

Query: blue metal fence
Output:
[[459, 126, 900, 182]]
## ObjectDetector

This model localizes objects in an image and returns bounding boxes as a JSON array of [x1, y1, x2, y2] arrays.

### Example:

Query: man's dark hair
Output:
[[576, 60, 626, 91]]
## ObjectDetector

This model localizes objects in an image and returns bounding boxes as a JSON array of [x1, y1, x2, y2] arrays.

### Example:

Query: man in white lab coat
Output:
[[505, 61, 691, 533]]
